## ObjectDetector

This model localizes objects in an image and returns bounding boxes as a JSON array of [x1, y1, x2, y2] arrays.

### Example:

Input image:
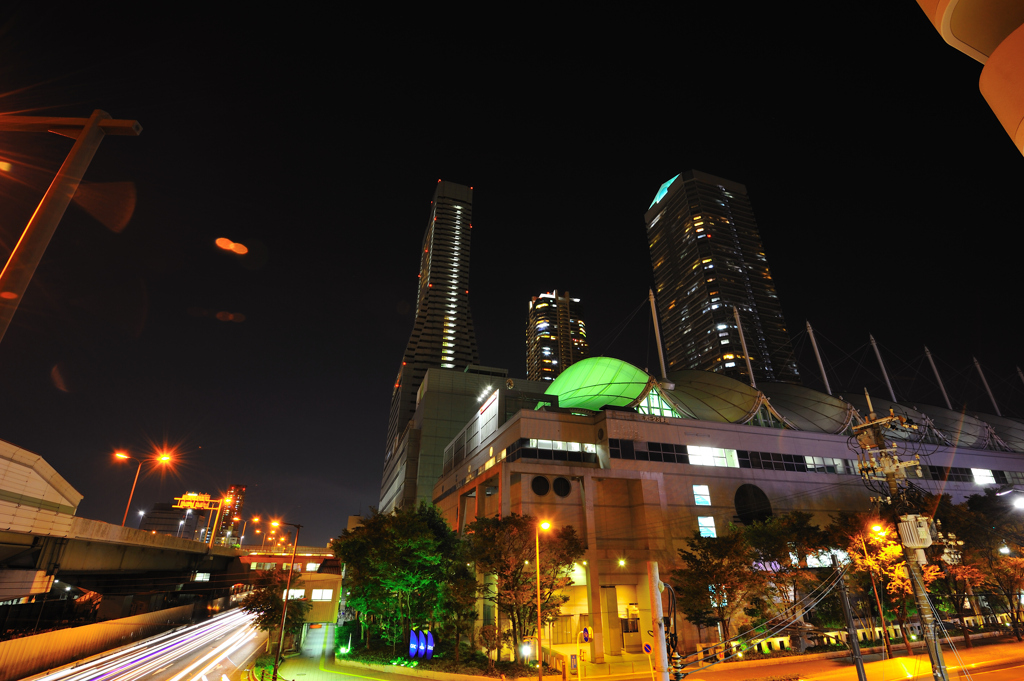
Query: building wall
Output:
[[433, 404, 1024, 658]]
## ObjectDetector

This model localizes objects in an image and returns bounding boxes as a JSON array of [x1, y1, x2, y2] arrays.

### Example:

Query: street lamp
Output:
[[272, 521, 303, 681], [862, 523, 892, 658], [114, 451, 172, 526], [535, 520, 551, 681]]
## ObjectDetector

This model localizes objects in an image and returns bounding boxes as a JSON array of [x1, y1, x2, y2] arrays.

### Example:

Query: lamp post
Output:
[[861, 524, 892, 658], [535, 520, 551, 681], [114, 451, 171, 526], [272, 521, 302, 681]]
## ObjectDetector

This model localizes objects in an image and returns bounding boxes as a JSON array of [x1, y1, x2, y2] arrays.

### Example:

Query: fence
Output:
[[0, 603, 195, 681]]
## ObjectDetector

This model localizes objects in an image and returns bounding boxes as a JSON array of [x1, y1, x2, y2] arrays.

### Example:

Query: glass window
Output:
[[697, 516, 717, 538], [583, 443, 597, 453], [285, 589, 305, 600], [311, 589, 333, 601], [194, 572, 211, 582], [568, 442, 581, 452], [306, 563, 319, 572], [693, 485, 711, 506], [972, 469, 996, 484]]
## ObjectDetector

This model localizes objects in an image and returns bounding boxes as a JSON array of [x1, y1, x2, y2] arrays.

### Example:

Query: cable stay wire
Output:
[[591, 295, 650, 359]]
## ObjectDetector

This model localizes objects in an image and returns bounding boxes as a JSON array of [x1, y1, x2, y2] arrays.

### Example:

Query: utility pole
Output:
[[853, 390, 949, 681], [832, 555, 867, 681]]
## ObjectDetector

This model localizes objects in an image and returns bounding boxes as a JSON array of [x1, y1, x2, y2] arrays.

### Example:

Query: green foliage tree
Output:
[[332, 503, 458, 651], [742, 511, 825, 650], [240, 570, 312, 652], [670, 527, 761, 642], [966, 489, 1024, 641], [466, 514, 585, 664]]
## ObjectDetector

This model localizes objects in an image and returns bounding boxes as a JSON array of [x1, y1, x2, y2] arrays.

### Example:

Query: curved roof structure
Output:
[[973, 413, 1024, 453], [905, 403, 990, 450], [542, 357, 653, 412], [664, 370, 768, 424], [760, 383, 856, 435]]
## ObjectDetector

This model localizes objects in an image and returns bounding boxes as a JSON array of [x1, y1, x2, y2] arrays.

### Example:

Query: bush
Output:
[[253, 654, 275, 676]]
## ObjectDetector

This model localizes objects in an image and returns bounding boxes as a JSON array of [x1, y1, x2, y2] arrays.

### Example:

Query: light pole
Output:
[[861, 524, 892, 658], [535, 520, 551, 681], [114, 451, 171, 526], [273, 521, 303, 681]]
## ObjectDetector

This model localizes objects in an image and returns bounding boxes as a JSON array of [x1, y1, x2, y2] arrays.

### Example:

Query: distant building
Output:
[[140, 502, 205, 539], [645, 170, 799, 385], [215, 485, 246, 546], [526, 290, 588, 382]]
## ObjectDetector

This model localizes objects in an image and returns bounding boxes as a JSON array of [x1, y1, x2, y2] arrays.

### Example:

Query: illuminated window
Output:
[[693, 485, 711, 506], [311, 589, 333, 601], [306, 563, 319, 572], [285, 588, 304, 599], [689, 446, 738, 468], [697, 516, 717, 538], [972, 469, 996, 484], [194, 572, 211, 582]]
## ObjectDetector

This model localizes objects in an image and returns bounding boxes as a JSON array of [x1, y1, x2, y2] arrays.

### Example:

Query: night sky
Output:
[[1, 5, 1022, 546]]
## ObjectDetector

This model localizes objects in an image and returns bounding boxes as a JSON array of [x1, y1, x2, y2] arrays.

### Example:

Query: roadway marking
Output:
[[968, 661, 1024, 676]]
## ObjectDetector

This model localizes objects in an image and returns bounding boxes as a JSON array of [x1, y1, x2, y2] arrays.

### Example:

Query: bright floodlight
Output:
[[1000, 546, 1011, 554], [1014, 497, 1024, 509], [114, 452, 130, 459], [540, 521, 551, 531]]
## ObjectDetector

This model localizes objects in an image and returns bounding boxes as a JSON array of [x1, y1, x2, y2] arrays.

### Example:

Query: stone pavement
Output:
[[276, 626, 1024, 681]]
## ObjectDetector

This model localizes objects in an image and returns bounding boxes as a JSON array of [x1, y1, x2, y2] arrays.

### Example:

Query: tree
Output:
[[966, 489, 1024, 641], [332, 504, 458, 651], [478, 625, 501, 669], [743, 512, 826, 634], [240, 570, 312, 652], [467, 514, 585, 664], [670, 527, 761, 642]]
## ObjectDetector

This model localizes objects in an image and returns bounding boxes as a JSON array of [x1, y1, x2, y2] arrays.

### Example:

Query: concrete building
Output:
[[526, 290, 589, 382], [379, 364, 550, 513], [139, 502, 205, 540], [215, 485, 246, 546], [645, 170, 799, 385], [431, 356, 1024, 660], [386, 181, 479, 467]]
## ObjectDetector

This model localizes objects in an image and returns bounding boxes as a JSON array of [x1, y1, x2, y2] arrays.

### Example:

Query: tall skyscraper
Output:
[[216, 484, 246, 546], [645, 170, 799, 385], [385, 181, 480, 471], [526, 290, 588, 382]]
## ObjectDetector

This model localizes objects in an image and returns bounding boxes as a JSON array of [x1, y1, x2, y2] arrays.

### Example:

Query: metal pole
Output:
[[648, 289, 667, 380], [273, 523, 302, 681], [121, 459, 142, 527], [208, 502, 224, 547], [833, 556, 867, 681], [0, 111, 110, 344], [536, 525, 543, 681], [973, 357, 1002, 416], [869, 334, 897, 403], [903, 538, 949, 680], [733, 307, 756, 389], [924, 347, 953, 410], [646, 562, 669, 681], [806, 321, 832, 395], [861, 537, 892, 658]]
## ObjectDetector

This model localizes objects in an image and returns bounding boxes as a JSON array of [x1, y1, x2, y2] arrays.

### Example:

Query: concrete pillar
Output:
[[585, 559, 606, 663], [601, 585, 622, 656]]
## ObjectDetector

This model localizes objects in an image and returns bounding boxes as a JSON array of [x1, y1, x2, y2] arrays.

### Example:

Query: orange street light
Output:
[[113, 450, 172, 526], [535, 520, 552, 681]]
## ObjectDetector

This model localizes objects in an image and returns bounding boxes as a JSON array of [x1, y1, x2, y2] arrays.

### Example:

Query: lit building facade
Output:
[[140, 502, 205, 540], [215, 485, 246, 546], [432, 356, 1024, 660], [385, 181, 479, 470], [645, 170, 799, 385], [526, 290, 588, 382]]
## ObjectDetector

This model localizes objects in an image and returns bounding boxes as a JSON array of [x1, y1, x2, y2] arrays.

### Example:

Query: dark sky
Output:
[[1, 5, 1022, 546]]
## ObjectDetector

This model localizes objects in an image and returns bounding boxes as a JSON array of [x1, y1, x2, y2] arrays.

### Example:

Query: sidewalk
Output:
[[278, 626, 1024, 681]]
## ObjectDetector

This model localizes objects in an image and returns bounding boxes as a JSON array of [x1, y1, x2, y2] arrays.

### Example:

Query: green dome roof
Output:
[[542, 357, 653, 411]]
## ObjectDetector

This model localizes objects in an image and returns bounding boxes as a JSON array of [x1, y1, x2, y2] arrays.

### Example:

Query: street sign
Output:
[[643, 643, 652, 655], [582, 627, 590, 642], [174, 493, 214, 510]]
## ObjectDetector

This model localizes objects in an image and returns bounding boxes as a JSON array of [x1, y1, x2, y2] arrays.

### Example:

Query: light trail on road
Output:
[[31, 609, 259, 681]]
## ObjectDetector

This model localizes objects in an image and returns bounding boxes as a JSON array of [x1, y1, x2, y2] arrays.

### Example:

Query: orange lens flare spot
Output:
[[0, 291, 18, 299], [0, 161, 11, 172], [114, 452, 130, 459], [215, 238, 234, 250], [230, 242, 249, 255]]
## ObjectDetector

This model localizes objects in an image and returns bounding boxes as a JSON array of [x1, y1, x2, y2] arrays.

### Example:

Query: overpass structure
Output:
[[1, 439, 247, 618]]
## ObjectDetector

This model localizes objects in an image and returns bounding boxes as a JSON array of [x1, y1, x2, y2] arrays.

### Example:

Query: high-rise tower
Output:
[[385, 181, 479, 471], [526, 290, 588, 382], [645, 170, 799, 385]]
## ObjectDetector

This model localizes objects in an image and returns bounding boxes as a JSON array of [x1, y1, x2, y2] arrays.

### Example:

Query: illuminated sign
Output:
[[174, 493, 214, 510]]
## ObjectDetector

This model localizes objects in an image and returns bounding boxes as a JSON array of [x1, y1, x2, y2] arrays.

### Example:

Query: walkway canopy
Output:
[[541, 357, 654, 412], [664, 370, 774, 424]]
